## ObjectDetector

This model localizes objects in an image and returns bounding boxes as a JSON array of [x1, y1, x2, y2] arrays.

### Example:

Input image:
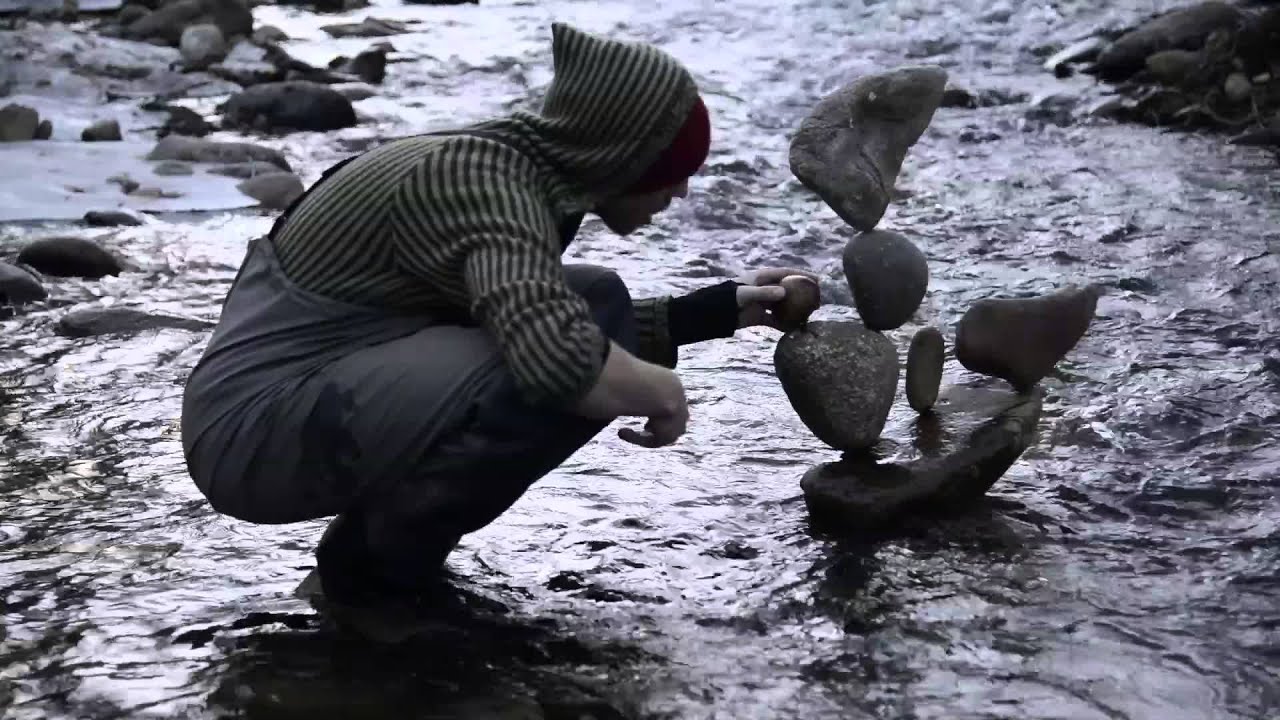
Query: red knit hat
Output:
[[628, 96, 711, 193]]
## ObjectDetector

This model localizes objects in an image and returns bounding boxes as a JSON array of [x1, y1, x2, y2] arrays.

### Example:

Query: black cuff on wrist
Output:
[[668, 280, 743, 346]]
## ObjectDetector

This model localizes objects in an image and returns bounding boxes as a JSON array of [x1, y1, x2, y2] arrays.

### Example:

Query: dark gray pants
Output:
[[312, 268, 637, 600], [182, 237, 636, 601]]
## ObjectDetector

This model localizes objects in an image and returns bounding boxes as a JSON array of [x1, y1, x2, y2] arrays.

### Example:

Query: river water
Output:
[[1, 0, 1278, 718]]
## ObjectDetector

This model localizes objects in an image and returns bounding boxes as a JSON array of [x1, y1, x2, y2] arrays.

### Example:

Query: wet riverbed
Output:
[[2, 0, 1279, 718]]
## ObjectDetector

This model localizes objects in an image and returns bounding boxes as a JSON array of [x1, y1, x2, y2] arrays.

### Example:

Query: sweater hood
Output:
[[508, 23, 702, 210]]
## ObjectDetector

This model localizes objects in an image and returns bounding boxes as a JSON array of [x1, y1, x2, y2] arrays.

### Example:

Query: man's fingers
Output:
[[750, 267, 821, 285], [618, 427, 663, 448], [736, 285, 786, 308]]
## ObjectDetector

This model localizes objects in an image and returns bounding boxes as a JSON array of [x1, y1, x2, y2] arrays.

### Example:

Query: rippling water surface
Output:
[[2, 0, 1278, 718]]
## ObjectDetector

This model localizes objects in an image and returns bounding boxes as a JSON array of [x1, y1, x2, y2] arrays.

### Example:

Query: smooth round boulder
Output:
[[81, 119, 123, 142], [0, 104, 40, 142], [237, 172, 304, 210], [17, 237, 123, 279], [842, 229, 929, 331], [0, 262, 47, 304], [220, 81, 357, 132], [955, 284, 1102, 391], [905, 326, 945, 412], [180, 23, 228, 69], [774, 320, 899, 452]]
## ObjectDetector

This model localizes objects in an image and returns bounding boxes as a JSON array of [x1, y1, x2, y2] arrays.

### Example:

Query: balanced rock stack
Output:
[[774, 63, 1104, 534], [775, 64, 946, 453]]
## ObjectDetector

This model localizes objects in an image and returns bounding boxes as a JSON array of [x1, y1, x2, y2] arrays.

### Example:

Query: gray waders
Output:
[[181, 157, 637, 604]]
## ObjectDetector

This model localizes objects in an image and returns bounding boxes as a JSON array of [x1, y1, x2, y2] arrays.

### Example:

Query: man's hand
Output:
[[735, 267, 822, 329]]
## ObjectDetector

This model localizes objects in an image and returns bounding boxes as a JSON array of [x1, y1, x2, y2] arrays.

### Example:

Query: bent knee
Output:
[[565, 265, 632, 306]]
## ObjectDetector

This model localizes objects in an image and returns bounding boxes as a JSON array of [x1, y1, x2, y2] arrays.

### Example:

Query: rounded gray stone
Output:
[[237, 172, 304, 210], [906, 326, 945, 412], [774, 320, 899, 452], [16, 236, 123, 279], [842, 229, 929, 331], [0, 262, 47, 305]]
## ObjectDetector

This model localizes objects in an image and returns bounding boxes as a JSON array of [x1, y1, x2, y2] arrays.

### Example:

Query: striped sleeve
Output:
[[389, 139, 608, 407]]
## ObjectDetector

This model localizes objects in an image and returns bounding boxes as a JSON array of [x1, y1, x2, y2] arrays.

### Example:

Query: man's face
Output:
[[595, 180, 689, 235]]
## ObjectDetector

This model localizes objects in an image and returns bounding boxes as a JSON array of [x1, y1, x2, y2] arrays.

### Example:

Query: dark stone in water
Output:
[[0, 262, 46, 304], [17, 236, 123, 279], [1091, 2, 1244, 82], [801, 384, 1043, 535], [331, 47, 388, 85], [121, 0, 253, 47], [84, 210, 143, 226], [56, 308, 214, 338], [220, 81, 357, 132]]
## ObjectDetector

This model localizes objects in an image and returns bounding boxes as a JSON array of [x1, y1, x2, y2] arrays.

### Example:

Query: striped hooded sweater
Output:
[[271, 23, 708, 408]]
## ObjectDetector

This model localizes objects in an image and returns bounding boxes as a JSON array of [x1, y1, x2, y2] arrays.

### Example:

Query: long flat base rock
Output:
[[0, 141, 259, 222], [800, 382, 1042, 535]]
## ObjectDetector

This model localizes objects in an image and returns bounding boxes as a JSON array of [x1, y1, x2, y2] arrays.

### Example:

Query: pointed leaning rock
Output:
[[906, 326, 945, 412], [842, 229, 929, 330], [774, 321, 899, 452], [789, 65, 947, 232], [955, 285, 1102, 391]]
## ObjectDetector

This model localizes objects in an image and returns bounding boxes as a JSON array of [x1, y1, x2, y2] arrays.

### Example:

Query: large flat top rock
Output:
[[0, 141, 258, 222], [801, 381, 1043, 536]]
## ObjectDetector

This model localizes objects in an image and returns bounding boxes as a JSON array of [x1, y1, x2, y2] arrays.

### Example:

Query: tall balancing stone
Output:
[[955, 284, 1103, 392], [905, 326, 945, 412], [789, 65, 948, 232], [774, 321, 899, 452], [842, 229, 929, 331]]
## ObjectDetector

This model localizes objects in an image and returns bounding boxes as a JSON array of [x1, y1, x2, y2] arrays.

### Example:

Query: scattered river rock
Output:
[[774, 321, 899, 452], [955, 284, 1102, 391], [146, 134, 290, 170], [789, 65, 947, 232], [16, 236, 124, 279], [179, 23, 228, 69], [81, 118, 122, 141], [320, 16, 409, 38], [841, 229, 929, 331], [219, 81, 357, 132], [120, 0, 253, 47], [56, 307, 214, 338], [0, 262, 47, 304], [84, 210, 144, 226], [1091, 1, 1244, 82], [801, 383, 1043, 536], [0, 103, 42, 142], [237, 172, 304, 209]]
